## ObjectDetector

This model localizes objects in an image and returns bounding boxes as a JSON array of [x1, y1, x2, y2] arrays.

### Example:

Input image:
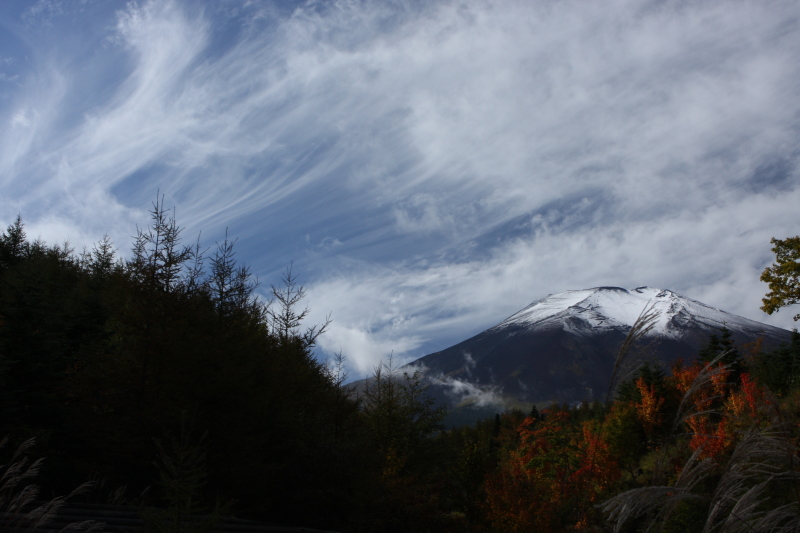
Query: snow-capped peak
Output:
[[496, 286, 781, 339]]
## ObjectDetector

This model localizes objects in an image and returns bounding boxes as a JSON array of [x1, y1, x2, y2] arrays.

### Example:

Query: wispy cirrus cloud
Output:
[[307, 186, 800, 374], [0, 0, 797, 377]]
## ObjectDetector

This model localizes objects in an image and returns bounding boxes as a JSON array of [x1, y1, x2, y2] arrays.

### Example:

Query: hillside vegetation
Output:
[[1, 204, 799, 532]]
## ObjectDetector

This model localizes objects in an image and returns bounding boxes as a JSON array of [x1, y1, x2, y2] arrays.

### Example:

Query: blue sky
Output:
[[1, 0, 798, 377]]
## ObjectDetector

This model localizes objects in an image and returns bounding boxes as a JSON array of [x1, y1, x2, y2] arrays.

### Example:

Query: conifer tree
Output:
[[0, 216, 27, 269], [269, 265, 328, 349], [86, 235, 118, 279], [755, 329, 800, 395], [697, 327, 741, 381], [208, 230, 259, 320], [128, 195, 193, 293], [362, 356, 445, 458]]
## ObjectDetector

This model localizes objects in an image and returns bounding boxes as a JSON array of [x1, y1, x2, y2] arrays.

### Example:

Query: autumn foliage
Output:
[[481, 346, 798, 532], [635, 377, 665, 437], [2, 213, 800, 532], [485, 410, 621, 531]]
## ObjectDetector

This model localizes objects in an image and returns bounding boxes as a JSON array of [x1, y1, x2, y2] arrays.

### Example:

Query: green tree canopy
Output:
[[761, 236, 800, 321]]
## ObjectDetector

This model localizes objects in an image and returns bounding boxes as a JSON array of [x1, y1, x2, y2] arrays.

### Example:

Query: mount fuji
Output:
[[402, 286, 793, 411]]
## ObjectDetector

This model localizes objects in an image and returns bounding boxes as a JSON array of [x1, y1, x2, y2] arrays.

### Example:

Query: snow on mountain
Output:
[[386, 285, 793, 425], [497, 286, 781, 340]]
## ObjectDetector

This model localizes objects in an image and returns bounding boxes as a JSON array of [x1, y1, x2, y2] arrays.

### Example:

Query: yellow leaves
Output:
[[672, 360, 699, 395], [381, 447, 408, 481], [727, 391, 748, 418], [635, 377, 665, 436], [711, 365, 732, 397], [761, 236, 800, 320]]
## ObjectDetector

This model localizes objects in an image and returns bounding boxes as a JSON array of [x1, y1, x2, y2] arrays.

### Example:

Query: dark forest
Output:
[[1, 201, 799, 532]]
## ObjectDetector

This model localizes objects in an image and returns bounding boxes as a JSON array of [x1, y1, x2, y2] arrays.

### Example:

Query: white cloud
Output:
[[308, 186, 800, 377], [0, 0, 797, 379], [10, 110, 29, 128], [425, 368, 506, 408], [22, 0, 66, 26]]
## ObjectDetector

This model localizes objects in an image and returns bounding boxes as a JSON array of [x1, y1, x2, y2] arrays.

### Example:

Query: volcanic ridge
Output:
[[404, 286, 792, 414]]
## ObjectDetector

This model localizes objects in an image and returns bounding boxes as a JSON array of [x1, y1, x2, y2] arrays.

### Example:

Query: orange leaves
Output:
[[485, 447, 556, 533], [674, 361, 731, 460], [486, 411, 620, 531], [739, 373, 762, 418], [725, 372, 766, 423], [672, 360, 767, 460], [486, 352, 776, 531], [711, 365, 732, 396], [673, 360, 730, 405], [726, 388, 748, 418], [686, 414, 732, 460], [635, 377, 665, 436], [672, 359, 700, 395], [573, 422, 620, 500]]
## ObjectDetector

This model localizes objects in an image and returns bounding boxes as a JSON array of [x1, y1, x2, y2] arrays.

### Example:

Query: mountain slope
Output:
[[407, 286, 792, 408]]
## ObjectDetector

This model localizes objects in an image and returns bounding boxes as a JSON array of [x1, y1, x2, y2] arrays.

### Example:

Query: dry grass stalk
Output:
[[0, 437, 100, 532], [602, 350, 800, 533], [671, 351, 733, 434], [606, 302, 660, 406], [601, 444, 714, 533], [703, 427, 800, 533]]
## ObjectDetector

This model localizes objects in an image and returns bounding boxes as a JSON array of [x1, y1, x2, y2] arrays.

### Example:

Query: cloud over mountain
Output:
[[407, 286, 793, 408], [0, 0, 797, 377]]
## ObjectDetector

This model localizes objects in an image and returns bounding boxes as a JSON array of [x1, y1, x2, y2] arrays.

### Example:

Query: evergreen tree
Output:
[[128, 195, 194, 293], [696, 327, 743, 387], [362, 356, 445, 456], [697, 326, 739, 366], [755, 329, 800, 395], [85, 234, 119, 279], [0, 216, 28, 269], [207, 230, 259, 320], [0, 206, 370, 528], [616, 362, 667, 403]]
